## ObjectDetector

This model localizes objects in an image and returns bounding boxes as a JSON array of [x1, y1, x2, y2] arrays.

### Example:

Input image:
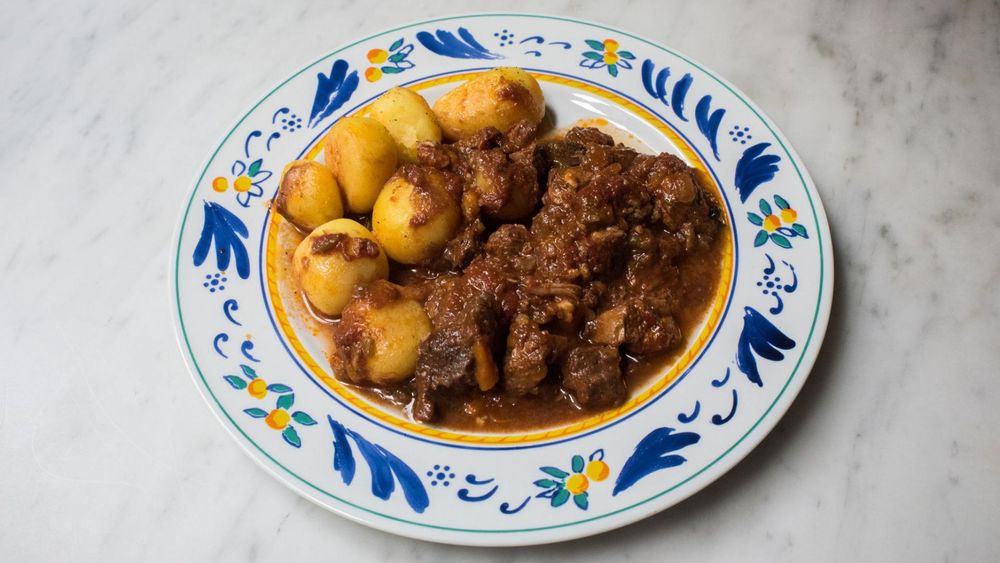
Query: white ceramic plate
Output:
[[171, 13, 832, 546]]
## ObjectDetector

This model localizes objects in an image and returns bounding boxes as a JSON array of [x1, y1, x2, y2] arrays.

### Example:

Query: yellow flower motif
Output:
[[365, 67, 382, 82], [233, 175, 252, 192], [367, 48, 388, 64], [780, 208, 798, 223], [763, 214, 782, 232], [603, 52, 619, 65], [265, 408, 290, 430], [247, 378, 268, 399], [565, 473, 589, 495], [585, 460, 610, 481], [603, 39, 619, 53]]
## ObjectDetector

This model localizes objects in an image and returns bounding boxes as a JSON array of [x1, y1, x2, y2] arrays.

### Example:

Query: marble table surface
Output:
[[2, 0, 998, 561]]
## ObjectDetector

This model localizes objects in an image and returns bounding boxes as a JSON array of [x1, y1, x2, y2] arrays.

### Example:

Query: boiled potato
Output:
[[372, 166, 461, 264], [331, 280, 432, 385], [274, 160, 344, 231], [292, 218, 388, 317], [432, 68, 545, 140], [369, 87, 442, 163], [323, 117, 397, 213]]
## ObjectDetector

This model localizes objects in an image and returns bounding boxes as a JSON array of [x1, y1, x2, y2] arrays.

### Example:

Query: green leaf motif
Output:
[[618, 50, 635, 60], [608, 64, 619, 77], [292, 411, 317, 426], [573, 492, 589, 510], [248, 158, 263, 177], [774, 194, 790, 209], [224, 375, 247, 389], [792, 223, 809, 238], [585, 39, 605, 50], [389, 38, 404, 52], [244, 408, 268, 418], [759, 199, 772, 216], [747, 212, 763, 226], [267, 383, 292, 393], [571, 455, 585, 473], [387, 52, 406, 63], [582, 51, 603, 61], [541, 466, 569, 478], [534, 479, 558, 488], [241, 365, 258, 380], [276, 393, 295, 410], [551, 488, 571, 507], [770, 233, 792, 249], [753, 230, 769, 247], [381, 66, 404, 74], [282, 426, 301, 448]]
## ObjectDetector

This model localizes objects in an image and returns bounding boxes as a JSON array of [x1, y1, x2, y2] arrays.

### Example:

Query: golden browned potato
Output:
[[432, 68, 545, 140], [292, 219, 388, 317], [372, 166, 461, 264], [369, 87, 442, 163], [323, 117, 397, 213], [330, 280, 432, 385], [274, 160, 344, 231]]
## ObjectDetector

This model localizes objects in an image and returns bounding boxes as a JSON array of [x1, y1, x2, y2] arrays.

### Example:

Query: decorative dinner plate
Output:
[[171, 13, 832, 546]]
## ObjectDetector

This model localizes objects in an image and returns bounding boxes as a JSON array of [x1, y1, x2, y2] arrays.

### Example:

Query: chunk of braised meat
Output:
[[413, 280, 500, 421], [503, 314, 565, 395], [560, 345, 626, 408]]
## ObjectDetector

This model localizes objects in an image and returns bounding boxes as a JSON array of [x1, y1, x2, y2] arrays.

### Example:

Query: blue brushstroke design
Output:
[[350, 433, 395, 500], [329, 416, 356, 485], [240, 339, 259, 363], [640, 59, 669, 104], [243, 130, 261, 158], [671, 73, 693, 121], [326, 416, 429, 513], [380, 446, 430, 513], [734, 143, 782, 202], [613, 427, 700, 495], [711, 389, 739, 425], [736, 307, 796, 387], [192, 201, 250, 279], [549, 41, 572, 49], [222, 299, 241, 326], [212, 333, 228, 358], [464, 474, 495, 485], [695, 95, 726, 160], [265, 131, 280, 151], [677, 401, 700, 424], [500, 497, 532, 514], [416, 27, 502, 59], [519, 35, 543, 44], [308, 59, 359, 127], [458, 485, 499, 502], [711, 367, 731, 388]]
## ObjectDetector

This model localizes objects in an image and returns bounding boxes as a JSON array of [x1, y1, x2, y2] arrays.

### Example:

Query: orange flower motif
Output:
[[363, 39, 414, 82], [247, 378, 268, 399], [265, 409, 290, 430], [581, 38, 635, 77], [748, 195, 810, 249], [763, 214, 781, 232], [585, 459, 610, 481]]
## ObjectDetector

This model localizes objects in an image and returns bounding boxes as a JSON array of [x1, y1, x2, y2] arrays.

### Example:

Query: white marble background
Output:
[[1, 0, 998, 561]]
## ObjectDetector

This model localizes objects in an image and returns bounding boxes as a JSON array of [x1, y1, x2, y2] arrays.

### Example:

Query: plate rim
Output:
[[169, 11, 834, 546]]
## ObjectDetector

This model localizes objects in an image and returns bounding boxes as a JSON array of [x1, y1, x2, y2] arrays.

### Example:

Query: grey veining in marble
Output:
[[1, 0, 998, 561]]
